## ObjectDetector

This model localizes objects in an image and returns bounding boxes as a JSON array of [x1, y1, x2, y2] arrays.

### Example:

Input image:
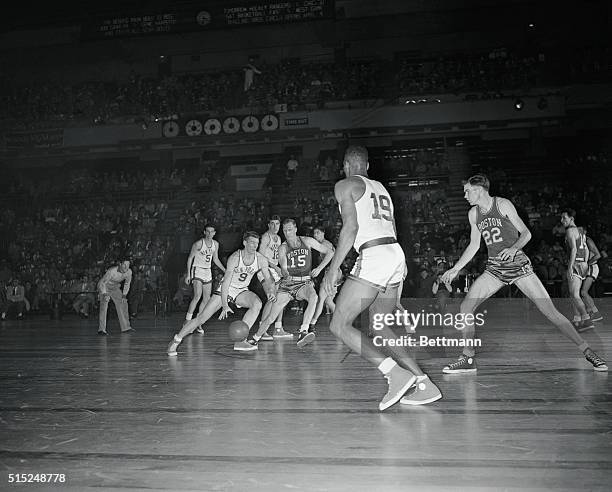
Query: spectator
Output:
[[3, 278, 26, 319]]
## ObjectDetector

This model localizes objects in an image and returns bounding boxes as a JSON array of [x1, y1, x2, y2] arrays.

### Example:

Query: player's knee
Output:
[[252, 297, 262, 310], [459, 300, 475, 314]]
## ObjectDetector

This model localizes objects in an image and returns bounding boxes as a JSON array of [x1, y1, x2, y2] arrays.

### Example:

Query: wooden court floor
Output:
[[1, 300, 611, 491]]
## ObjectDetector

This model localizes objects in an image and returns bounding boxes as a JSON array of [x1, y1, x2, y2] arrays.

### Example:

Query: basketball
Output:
[[228, 320, 249, 341]]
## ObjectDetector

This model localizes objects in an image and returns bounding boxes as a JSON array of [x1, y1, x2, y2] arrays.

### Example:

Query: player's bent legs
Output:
[[459, 272, 504, 357], [234, 290, 262, 328], [514, 274, 588, 350], [186, 280, 204, 319], [329, 278, 399, 367], [311, 283, 330, 325], [255, 292, 292, 338], [178, 295, 222, 339], [296, 283, 318, 328], [368, 284, 424, 376], [580, 277, 598, 314], [568, 274, 588, 317]]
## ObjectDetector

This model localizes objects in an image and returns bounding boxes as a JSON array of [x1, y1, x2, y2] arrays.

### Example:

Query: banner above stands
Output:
[[2, 96, 566, 151], [81, 0, 335, 40], [160, 96, 565, 139]]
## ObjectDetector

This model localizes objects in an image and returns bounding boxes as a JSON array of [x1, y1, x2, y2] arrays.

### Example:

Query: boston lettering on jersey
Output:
[[285, 238, 312, 276], [475, 197, 519, 258]]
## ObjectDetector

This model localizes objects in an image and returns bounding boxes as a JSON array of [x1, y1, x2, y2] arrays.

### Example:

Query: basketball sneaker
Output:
[[260, 331, 274, 341], [577, 319, 595, 332], [97, 330, 107, 336], [584, 349, 608, 371], [272, 327, 293, 338], [443, 354, 477, 374], [234, 339, 258, 351], [296, 329, 315, 348], [379, 366, 416, 411], [167, 335, 182, 356], [400, 376, 442, 405], [195, 326, 204, 334], [589, 312, 604, 322]]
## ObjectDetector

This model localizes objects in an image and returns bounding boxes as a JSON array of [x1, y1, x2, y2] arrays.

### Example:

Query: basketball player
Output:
[[256, 215, 292, 339], [97, 258, 134, 335], [582, 227, 603, 322], [250, 218, 334, 348], [440, 175, 607, 373], [560, 211, 595, 331], [309, 225, 337, 327], [322, 145, 442, 410], [167, 231, 275, 356], [185, 225, 226, 332]]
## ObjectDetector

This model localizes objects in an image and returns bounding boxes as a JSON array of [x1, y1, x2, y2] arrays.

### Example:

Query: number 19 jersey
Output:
[[475, 197, 519, 258], [351, 176, 397, 251]]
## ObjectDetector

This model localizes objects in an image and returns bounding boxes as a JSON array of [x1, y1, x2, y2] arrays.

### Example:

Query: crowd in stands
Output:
[[2, 46, 609, 128]]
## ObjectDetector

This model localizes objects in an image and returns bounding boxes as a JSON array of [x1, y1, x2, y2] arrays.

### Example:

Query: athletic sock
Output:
[[274, 321, 283, 328], [581, 314, 590, 321], [573, 315, 581, 322], [299, 323, 309, 332], [378, 357, 397, 375], [186, 313, 193, 321], [579, 342, 590, 353]]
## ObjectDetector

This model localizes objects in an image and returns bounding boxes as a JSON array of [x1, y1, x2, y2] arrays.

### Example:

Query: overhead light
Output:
[[514, 98, 524, 111]]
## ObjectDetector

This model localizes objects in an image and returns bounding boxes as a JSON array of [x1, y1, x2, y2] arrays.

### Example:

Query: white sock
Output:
[[275, 321, 283, 328], [186, 313, 193, 321], [378, 357, 397, 375], [300, 324, 309, 332], [174, 335, 182, 342], [416, 375, 428, 382], [573, 315, 581, 322]]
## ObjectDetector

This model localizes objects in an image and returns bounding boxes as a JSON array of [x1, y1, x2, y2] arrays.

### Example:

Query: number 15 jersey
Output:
[[475, 197, 519, 259], [350, 176, 397, 251]]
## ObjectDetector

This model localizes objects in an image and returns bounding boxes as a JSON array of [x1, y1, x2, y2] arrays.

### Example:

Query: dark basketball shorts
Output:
[[587, 264, 599, 280], [278, 277, 313, 299], [570, 262, 589, 281], [484, 251, 535, 285]]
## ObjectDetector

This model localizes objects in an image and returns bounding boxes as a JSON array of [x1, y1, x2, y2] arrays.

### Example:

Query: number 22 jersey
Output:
[[475, 197, 519, 259]]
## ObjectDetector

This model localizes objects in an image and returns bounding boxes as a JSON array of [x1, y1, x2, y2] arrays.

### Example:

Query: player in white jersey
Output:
[[257, 216, 291, 339], [309, 225, 338, 327], [322, 145, 441, 410], [167, 231, 275, 356], [185, 225, 226, 328]]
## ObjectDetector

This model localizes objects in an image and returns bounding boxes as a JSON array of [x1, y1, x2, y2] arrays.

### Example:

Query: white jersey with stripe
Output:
[[192, 239, 216, 269], [350, 175, 397, 251], [229, 250, 259, 290], [261, 232, 281, 266]]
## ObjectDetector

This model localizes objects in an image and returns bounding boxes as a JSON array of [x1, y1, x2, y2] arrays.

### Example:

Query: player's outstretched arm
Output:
[[587, 237, 601, 265], [441, 208, 481, 284], [212, 240, 226, 272], [498, 197, 532, 260], [257, 254, 276, 301], [185, 240, 201, 282], [303, 236, 334, 277], [220, 252, 238, 315]]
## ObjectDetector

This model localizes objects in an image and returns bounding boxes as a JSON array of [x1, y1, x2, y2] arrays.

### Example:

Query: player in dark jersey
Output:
[[440, 174, 607, 372], [560, 211, 594, 331], [581, 227, 603, 322], [250, 218, 334, 348]]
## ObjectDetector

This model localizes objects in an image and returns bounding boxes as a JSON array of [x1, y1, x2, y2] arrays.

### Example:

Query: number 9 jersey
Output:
[[475, 197, 519, 259], [350, 176, 397, 251]]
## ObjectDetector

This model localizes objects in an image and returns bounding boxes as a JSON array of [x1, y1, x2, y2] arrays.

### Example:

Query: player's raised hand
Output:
[[310, 266, 322, 278]]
